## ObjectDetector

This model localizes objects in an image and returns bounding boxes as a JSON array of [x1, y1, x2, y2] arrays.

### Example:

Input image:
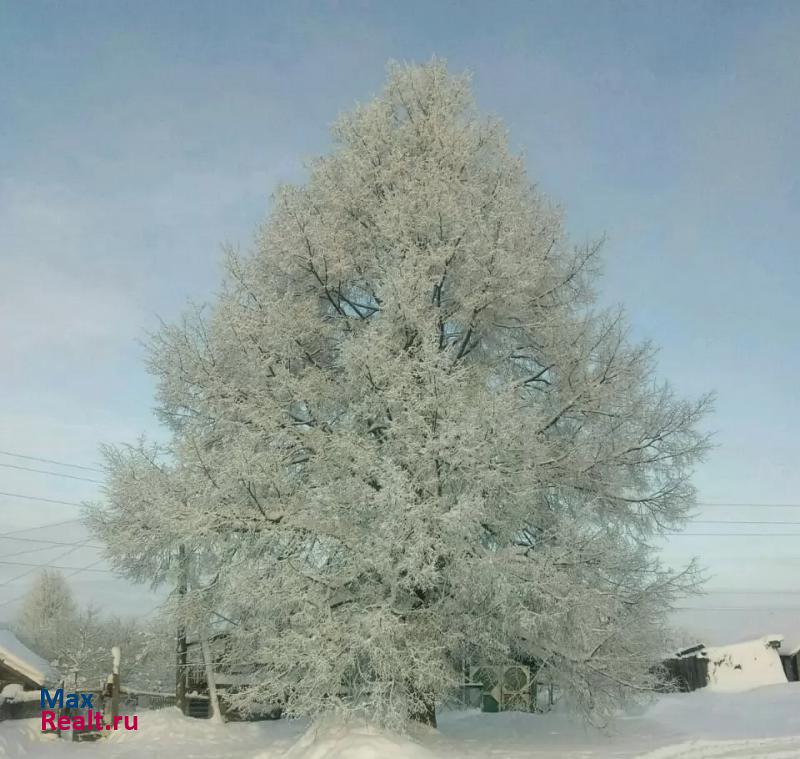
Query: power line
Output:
[[696, 502, 800, 508], [0, 519, 85, 538], [0, 450, 103, 474], [0, 535, 96, 547], [0, 543, 76, 560], [0, 462, 102, 484], [667, 556, 800, 564], [0, 490, 84, 507], [675, 606, 800, 612], [0, 558, 112, 573], [0, 537, 103, 560], [692, 519, 800, 525], [669, 532, 800, 537], [702, 589, 800, 595], [0, 541, 93, 588], [0, 590, 34, 610], [0, 542, 100, 561], [0, 558, 106, 609]]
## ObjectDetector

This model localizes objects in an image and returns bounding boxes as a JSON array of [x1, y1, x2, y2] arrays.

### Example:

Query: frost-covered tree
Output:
[[89, 60, 711, 729], [13, 570, 165, 691], [13, 569, 81, 676], [14, 571, 107, 686], [14, 569, 77, 663]]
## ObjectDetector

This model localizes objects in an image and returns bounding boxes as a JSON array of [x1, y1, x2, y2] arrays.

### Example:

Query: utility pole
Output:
[[111, 646, 121, 724], [56, 677, 65, 738], [176, 544, 188, 715]]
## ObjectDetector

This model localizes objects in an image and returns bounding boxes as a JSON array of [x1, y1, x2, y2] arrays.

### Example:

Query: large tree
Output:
[[89, 60, 711, 729]]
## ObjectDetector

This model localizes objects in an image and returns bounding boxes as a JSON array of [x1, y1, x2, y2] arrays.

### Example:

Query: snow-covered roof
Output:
[[0, 683, 40, 702], [0, 630, 55, 686], [673, 642, 705, 659], [703, 635, 788, 692]]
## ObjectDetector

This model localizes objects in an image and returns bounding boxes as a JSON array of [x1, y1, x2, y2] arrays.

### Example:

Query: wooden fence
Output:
[[661, 656, 708, 692]]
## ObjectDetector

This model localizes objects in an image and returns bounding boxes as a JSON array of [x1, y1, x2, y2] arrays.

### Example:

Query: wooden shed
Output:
[[779, 643, 800, 682], [661, 643, 708, 692]]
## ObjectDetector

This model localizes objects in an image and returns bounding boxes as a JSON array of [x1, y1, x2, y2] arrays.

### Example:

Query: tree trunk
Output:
[[176, 626, 187, 714], [176, 545, 188, 715], [409, 689, 437, 728]]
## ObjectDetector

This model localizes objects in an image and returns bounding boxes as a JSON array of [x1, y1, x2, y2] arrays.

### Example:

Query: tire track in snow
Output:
[[633, 735, 800, 759]]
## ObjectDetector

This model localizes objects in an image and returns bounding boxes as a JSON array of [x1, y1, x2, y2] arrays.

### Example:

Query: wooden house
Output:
[[181, 631, 280, 720], [0, 629, 55, 720], [779, 643, 800, 682], [661, 643, 708, 692], [0, 629, 54, 692]]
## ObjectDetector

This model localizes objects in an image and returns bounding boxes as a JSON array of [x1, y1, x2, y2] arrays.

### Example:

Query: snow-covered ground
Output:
[[1, 684, 798, 759]]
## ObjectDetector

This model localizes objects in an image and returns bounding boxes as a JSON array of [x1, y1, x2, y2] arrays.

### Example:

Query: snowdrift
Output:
[[704, 635, 788, 692], [278, 723, 436, 759], [1, 686, 799, 758]]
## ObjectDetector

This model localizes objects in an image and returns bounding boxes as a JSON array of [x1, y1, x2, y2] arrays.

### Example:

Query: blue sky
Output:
[[1, 1, 798, 643]]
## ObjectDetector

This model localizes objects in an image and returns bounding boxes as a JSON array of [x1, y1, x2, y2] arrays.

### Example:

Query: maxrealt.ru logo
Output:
[[40, 688, 138, 732]]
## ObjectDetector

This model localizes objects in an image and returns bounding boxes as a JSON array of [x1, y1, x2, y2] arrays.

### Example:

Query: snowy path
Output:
[[635, 737, 800, 758], [1, 684, 798, 758]]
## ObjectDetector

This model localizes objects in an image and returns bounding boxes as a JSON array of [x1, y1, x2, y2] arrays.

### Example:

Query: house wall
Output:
[[662, 656, 709, 692], [0, 662, 43, 721], [0, 700, 40, 720], [780, 653, 799, 682]]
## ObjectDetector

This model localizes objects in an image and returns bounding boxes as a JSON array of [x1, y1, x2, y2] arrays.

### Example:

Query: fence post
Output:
[[200, 632, 223, 722], [111, 646, 121, 724], [56, 678, 65, 738], [176, 544, 188, 715]]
